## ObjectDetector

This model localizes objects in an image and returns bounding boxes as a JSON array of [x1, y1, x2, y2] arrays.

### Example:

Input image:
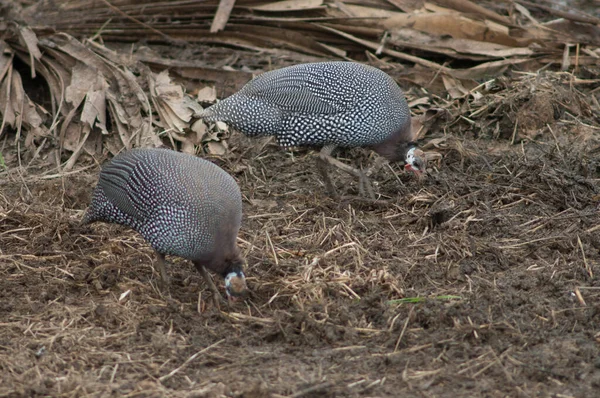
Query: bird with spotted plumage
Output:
[[82, 147, 247, 306], [198, 61, 426, 198]]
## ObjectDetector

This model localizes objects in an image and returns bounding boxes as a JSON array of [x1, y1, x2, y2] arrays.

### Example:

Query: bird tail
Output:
[[196, 101, 228, 122], [81, 190, 104, 226], [198, 96, 281, 138], [195, 107, 214, 120]]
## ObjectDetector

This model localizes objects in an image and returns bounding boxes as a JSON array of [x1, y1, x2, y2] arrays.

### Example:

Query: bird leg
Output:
[[318, 145, 375, 199], [364, 155, 388, 178], [155, 252, 170, 288], [316, 146, 339, 198], [196, 263, 227, 308]]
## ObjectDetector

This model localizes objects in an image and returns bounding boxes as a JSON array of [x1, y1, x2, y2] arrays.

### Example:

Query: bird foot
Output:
[[357, 169, 376, 199], [316, 154, 339, 198], [318, 148, 376, 199]]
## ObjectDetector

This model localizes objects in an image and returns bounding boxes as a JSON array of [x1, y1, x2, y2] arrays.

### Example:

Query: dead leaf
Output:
[[206, 141, 228, 155], [339, 4, 402, 19], [181, 139, 196, 155], [250, 0, 324, 12], [442, 75, 470, 99], [197, 86, 217, 104], [18, 26, 42, 78], [81, 89, 107, 130], [215, 121, 229, 132], [0, 69, 16, 130], [65, 63, 106, 108], [408, 97, 430, 107], [211, 0, 236, 33], [249, 199, 279, 209], [149, 70, 199, 132], [383, 12, 519, 47], [62, 123, 83, 152], [433, 0, 511, 25], [191, 119, 208, 144], [0, 40, 14, 83]]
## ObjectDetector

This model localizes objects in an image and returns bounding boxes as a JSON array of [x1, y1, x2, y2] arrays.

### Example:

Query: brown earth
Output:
[[1, 118, 599, 397]]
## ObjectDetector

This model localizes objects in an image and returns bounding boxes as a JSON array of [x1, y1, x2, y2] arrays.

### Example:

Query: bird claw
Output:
[[316, 154, 339, 198], [318, 147, 376, 199]]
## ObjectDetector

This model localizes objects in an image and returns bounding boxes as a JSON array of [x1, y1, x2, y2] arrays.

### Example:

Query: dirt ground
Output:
[[2, 112, 600, 397], [1, 0, 600, 394]]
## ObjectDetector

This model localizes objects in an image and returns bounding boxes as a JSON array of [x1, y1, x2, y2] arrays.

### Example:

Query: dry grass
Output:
[[1, 99, 599, 395], [1, 0, 599, 393]]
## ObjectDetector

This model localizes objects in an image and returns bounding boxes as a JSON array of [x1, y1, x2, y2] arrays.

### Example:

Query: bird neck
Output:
[[220, 254, 245, 278], [371, 123, 414, 162]]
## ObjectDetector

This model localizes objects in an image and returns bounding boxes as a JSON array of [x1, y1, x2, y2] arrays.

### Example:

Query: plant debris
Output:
[[0, 0, 599, 396]]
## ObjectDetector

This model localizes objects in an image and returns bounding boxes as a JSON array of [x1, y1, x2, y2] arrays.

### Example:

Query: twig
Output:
[[577, 235, 593, 279], [546, 123, 563, 158], [515, 0, 600, 25], [574, 287, 586, 306], [99, 0, 179, 44], [265, 230, 279, 265], [159, 339, 225, 382], [511, 119, 518, 145], [394, 306, 414, 352], [290, 381, 333, 398], [211, 0, 236, 33]]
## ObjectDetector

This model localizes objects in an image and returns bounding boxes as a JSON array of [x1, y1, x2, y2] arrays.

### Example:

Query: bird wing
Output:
[[240, 73, 352, 115], [97, 155, 149, 222]]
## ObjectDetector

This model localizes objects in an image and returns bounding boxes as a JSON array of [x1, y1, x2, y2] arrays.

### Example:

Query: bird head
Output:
[[224, 269, 248, 300], [404, 146, 426, 177]]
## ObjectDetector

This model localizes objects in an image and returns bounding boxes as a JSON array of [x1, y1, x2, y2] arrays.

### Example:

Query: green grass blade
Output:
[[388, 295, 463, 305]]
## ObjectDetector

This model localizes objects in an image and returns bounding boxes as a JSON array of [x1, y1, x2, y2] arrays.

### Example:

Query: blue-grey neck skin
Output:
[[224, 269, 246, 297], [401, 142, 419, 165], [405, 146, 421, 168], [221, 253, 246, 296], [220, 257, 244, 278]]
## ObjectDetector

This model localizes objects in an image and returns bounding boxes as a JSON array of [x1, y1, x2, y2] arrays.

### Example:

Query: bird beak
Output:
[[404, 164, 422, 176]]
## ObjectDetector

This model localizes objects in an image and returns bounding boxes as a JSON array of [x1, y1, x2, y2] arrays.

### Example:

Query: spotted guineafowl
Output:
[[198, 61, 425, 198], [82, 148, 247, 306]]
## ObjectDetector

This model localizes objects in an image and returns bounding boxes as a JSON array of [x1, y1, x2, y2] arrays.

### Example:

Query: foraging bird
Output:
[[198, 61, 426, 198], [82, 148, 247, 305]]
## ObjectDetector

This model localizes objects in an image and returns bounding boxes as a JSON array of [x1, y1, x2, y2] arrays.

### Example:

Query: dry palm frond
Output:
[[0, 0, 599, 166], [0, 25, 209, 168]]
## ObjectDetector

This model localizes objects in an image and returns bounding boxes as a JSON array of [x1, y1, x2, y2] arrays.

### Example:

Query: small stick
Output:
[[197, 291, 203, 314], [574, 287, 586, 306], [324, 242, 356, 257], [577, 235, 593, 279], [290, 381, 333, 398], [159, 339, 225, 382], [394, 306, 414, 352], [586, 224, 600, 233], [546, 123, 563, 158], [265, 230, 279, 266], [511, 119, 518, 145], [99, 0, 179, 43]]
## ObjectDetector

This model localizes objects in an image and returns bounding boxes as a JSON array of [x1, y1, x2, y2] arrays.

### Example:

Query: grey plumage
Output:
[[83, 147, 247, 302], [199, 61, 413, 158], [198, 61, 425, 198]]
